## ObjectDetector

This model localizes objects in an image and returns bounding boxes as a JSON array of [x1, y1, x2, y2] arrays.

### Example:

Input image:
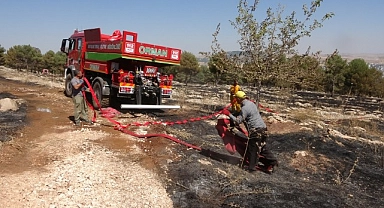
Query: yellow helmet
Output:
[[235, 91, 246, 99]]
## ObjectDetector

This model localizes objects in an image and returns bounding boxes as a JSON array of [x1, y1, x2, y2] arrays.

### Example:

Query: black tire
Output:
[[156, 88, 162, 105], [135, 86, 142, 105], [147, 89, 162, 105], [64, 73, 73, 97], [109, 87, 119, 109], [92, 81, 103, 109]]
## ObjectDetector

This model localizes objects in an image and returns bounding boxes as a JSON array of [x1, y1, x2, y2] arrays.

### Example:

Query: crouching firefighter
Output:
[[222, 91, 278, 173]]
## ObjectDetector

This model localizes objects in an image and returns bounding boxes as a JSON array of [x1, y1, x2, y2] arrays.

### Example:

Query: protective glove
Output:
[[82, 85, 90, 92], [221, 108, 231, 116]]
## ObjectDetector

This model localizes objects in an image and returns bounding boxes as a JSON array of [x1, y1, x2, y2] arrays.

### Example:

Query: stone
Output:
[[294, 150, 308, 157], [0, 98, 19, 112]]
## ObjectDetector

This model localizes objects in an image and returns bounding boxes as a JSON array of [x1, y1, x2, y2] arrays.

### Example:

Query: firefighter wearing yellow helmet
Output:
[[235, 91, 246, 99], [229, 80, 241, 113], [221, 90, 278, 173]]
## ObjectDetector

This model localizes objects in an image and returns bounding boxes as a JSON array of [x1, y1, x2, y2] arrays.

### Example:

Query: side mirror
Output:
[[60, 39, 69, 54]]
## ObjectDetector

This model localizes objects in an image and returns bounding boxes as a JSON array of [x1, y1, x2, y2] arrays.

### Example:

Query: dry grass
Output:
[[289, 108, 321, 122], [274, 88, 293, 106], [334, 156, 359, 185], [206, 165, 272, 207], [363, 120, 381, 136], [372, 144, 384, 168], [341, 119, 383, 142], [175, 87, 188, 109], [174, 86, 227, 114], [290, 151, 332, 174]]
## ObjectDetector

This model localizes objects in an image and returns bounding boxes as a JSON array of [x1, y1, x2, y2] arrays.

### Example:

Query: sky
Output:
[[0, 0, 383, 56]]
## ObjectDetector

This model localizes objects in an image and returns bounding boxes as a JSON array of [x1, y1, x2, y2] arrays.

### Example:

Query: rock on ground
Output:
[[0, 98, 19, 112]]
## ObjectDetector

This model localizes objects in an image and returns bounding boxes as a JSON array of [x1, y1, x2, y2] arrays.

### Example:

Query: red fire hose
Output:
[[82, 77, 213, 151], [81, 78, 276, 151]]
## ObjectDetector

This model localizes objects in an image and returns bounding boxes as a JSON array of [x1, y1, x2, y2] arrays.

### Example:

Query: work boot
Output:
[[247, 165, 258, 173], [266, 165, 274, 174], [264, 164, 278, 174], [82, 119, 94, 125]]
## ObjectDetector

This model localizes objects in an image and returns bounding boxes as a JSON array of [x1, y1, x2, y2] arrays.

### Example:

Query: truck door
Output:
[[68, 38, 83, 70]]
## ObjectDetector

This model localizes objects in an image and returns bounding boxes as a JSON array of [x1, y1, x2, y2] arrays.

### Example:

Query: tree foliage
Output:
[[195, 65, 213, 84], [4, 45, 66, 74], [207, 51, 235, 86], [324, 50, 348, 96], [283, 54, 324, 90], [231, 0, 332, 85], [162, 51, 200, 85], [179, 51, 200, 85], [344, 58, 369, 95], [5, 45, 42, 72], [0, 44, 5, 65], [204, 0, 334, 101], [41, 50, 66, 74], [42, 50, 56, 70], [343, 58, 383, 96]]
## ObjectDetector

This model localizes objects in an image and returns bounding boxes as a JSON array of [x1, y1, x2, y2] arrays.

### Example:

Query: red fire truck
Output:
[[60, 28, 181, 109]]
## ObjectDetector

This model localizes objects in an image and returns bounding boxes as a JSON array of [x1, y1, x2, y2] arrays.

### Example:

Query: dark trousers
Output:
[[247, 130, 277, 170]]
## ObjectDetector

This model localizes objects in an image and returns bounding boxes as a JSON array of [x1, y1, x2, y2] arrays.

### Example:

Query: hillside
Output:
[[0, 66, 383, 207]]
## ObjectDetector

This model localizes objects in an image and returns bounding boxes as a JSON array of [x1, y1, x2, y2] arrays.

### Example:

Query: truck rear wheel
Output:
[[156, 91, 162, 105], [92, 81, 103, 109], [64, 73, 73, 97]]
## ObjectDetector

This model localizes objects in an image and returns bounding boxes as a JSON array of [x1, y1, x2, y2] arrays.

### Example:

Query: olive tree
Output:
[[207, 0, 334, 102]]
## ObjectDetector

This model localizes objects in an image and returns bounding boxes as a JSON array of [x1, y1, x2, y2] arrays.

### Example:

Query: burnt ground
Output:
[[162, 106, 384, 207], [0, 87, 27, 142], [0, 72, 384, 208]]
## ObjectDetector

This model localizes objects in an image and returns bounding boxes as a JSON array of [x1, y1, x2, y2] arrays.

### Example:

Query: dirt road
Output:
[[0, 69, 174, 207]]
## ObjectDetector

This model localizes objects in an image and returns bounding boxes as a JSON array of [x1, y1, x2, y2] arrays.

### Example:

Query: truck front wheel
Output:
[[92, 81, 103, 109], [64, 73, 73, 97]]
